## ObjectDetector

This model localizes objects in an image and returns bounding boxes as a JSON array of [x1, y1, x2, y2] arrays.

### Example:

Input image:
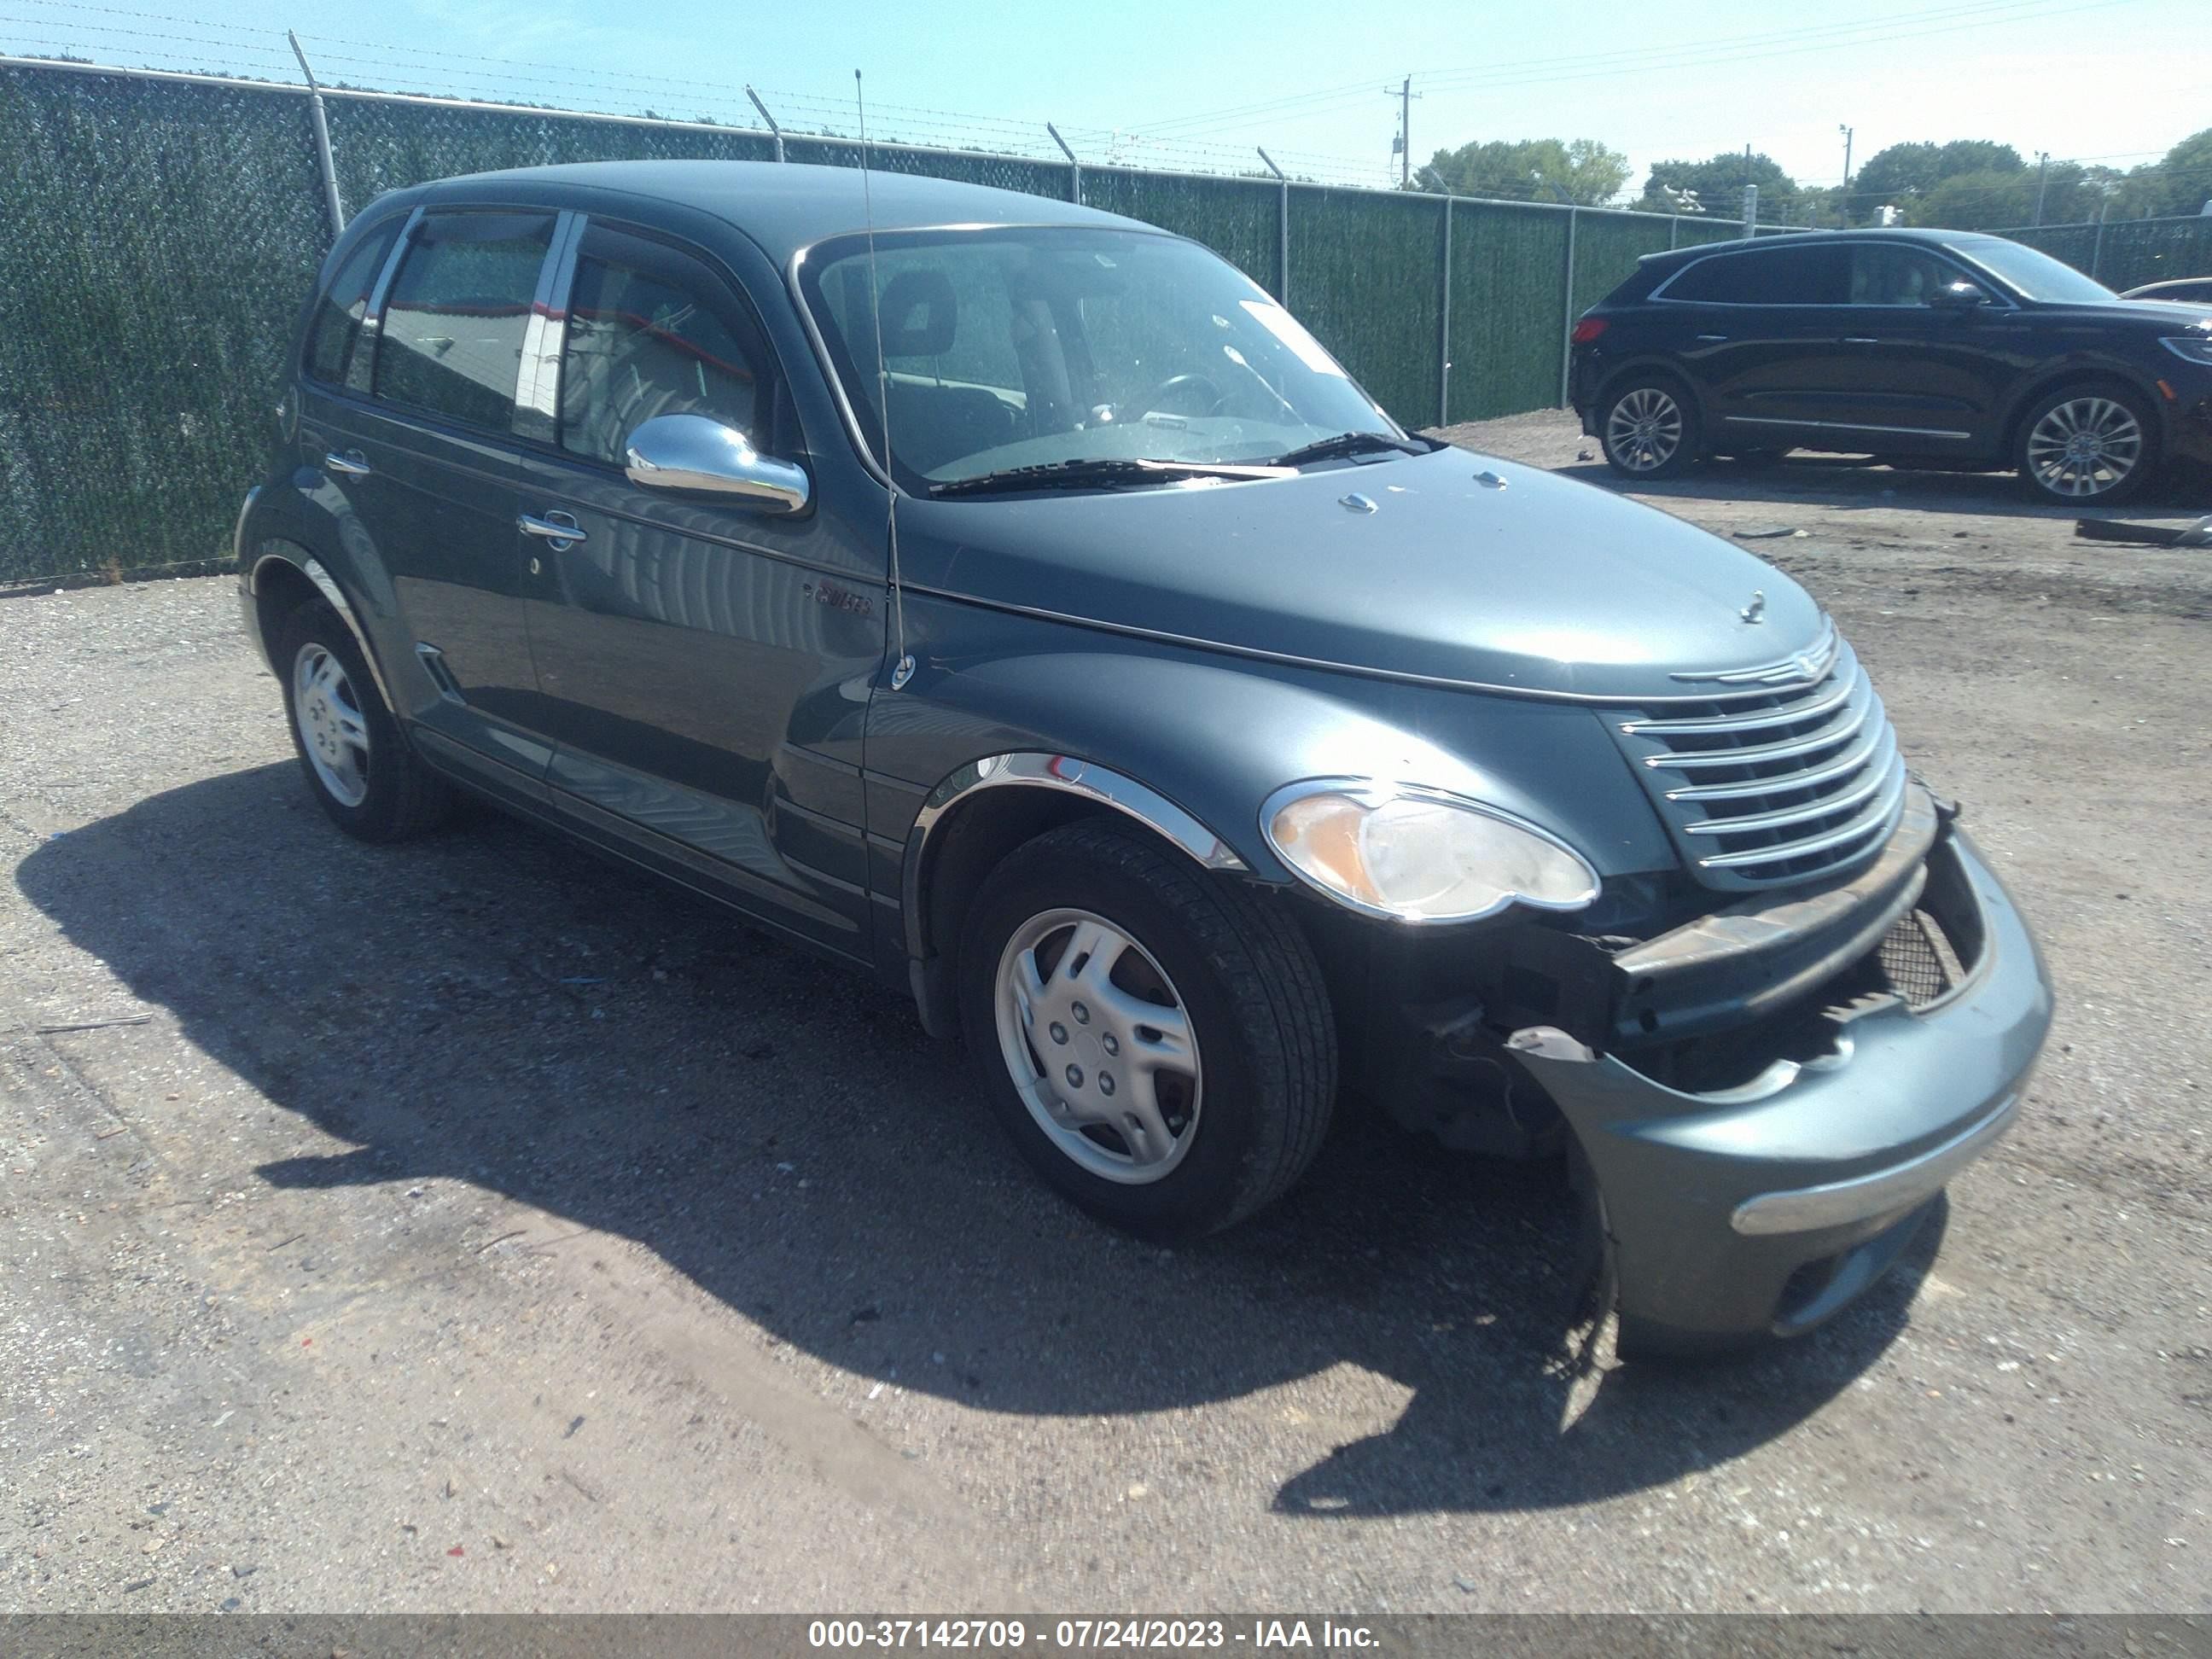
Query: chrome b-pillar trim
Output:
[[900, 753, 1249, 960]]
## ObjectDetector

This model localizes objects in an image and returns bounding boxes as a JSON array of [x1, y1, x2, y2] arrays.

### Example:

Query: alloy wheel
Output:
[[292, 642, 371, 808], [2025, 396, 2143, 498], [992, 907, 1203, 1185], [1605, 387, 1684, 473]]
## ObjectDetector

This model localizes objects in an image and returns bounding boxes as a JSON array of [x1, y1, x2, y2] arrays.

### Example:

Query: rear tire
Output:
[[955, 819, 1336, 1241], [1598, 376, 1700, 480], [2016, 381, 2155, 505], [274, 599, 454, 842]]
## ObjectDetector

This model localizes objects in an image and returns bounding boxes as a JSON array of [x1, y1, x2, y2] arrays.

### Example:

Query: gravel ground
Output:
[[2, 412, 2208, 1615]]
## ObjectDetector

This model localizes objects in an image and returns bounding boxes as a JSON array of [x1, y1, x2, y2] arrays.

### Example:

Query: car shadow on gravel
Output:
[[17, 763, 1937, 1518]]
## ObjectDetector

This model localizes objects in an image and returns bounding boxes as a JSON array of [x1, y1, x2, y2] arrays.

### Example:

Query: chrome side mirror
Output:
[[624, 413, 811, 515], [1929, 280, 1991, 311]]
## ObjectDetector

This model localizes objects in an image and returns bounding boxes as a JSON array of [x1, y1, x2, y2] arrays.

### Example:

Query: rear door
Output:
[[515, 219, 884, 959], [311, 207, 562, 792], [1656, 243, 1854, 443]]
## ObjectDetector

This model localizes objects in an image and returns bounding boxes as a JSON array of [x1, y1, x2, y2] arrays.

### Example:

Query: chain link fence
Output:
[[1991, 213, 2212, 293], [0, 60, 1819, 582]]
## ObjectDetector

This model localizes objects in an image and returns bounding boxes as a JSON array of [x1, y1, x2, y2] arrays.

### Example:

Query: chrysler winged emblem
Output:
[[1740, 589, 1767, 624]]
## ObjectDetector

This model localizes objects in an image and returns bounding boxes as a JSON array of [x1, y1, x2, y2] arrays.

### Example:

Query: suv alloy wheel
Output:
[[1600, 378, 1699, 479], [2017, 382, 2153, 504]]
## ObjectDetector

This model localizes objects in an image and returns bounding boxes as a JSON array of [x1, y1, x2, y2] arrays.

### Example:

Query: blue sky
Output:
[[6, 0, 2202, 204]]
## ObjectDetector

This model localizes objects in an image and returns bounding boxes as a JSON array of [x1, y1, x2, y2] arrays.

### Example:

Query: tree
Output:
[[1912, 160, 2104, 230], [2146, 127, 2212, 216], [1412, 137, 1629, 205], [1852, 140, 2025, 224], [1636, 150, 1796, 217]]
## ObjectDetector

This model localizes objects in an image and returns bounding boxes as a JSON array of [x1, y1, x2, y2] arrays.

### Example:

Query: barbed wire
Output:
[[3, 2, 2203, 208]]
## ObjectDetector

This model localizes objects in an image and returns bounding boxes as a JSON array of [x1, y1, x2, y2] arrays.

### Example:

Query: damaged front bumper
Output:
[[1507, 800, 2052, 1354]]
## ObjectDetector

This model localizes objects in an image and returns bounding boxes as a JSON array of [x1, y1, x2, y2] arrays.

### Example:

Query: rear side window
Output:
[[1662, 246, 1849, 306], [558, 225, 766, 466], [375, 212, 556, 431], [302, 222, 399, 387]]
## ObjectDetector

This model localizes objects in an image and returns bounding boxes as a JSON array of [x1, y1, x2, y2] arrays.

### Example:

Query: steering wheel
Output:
[[1130, 372, 1225, 420]]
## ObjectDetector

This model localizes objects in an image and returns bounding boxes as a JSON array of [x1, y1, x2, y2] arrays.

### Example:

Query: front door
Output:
[[515, 220, 886, 958], [1821, 243, 2020, 453]]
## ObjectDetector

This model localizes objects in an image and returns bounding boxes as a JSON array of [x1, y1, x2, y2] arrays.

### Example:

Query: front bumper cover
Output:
[[1508, 821, 2052, 1353]]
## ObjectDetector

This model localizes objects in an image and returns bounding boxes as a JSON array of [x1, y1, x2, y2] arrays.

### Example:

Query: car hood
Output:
[[895, 446, 1825, 701], [2047, 298, 2212, 329]]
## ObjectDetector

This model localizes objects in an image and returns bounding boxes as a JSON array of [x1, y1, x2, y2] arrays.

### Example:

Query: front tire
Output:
[[1599, 376, 1700, 480], [2017, 382, 2154, 504], [274, 599, 453, 841], [956, 819, 1336, 1241]]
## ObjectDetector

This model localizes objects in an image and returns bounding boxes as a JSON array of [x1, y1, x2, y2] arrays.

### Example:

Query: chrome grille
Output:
[[1610, 622, 1909, 891]]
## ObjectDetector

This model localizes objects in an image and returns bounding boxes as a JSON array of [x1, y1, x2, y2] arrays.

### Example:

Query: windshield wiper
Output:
[[927, 457, 1294, 498], [1267, 430, 1431, 467]]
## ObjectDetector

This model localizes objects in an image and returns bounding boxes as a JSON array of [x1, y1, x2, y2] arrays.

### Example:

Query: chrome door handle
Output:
[[1695, 334, 1729, 341], [323, 450, 371, 478], [1843, 336, 1880, 344], [518, 511, 586, 545]]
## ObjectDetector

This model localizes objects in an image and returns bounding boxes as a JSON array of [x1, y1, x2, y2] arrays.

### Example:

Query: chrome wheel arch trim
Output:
[[247, 549, 395, 713], [899, 752, 1249, 961]]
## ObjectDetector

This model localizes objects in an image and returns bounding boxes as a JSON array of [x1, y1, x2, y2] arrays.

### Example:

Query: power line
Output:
[[1124, 0, 2121, 137]]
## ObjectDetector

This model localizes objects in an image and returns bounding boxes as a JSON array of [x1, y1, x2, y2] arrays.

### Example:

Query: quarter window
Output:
[[375, 212, 556, 430], [1662, 246, 1849, 306], [302, 221, 399, 387], [557, 227, 765, 467]]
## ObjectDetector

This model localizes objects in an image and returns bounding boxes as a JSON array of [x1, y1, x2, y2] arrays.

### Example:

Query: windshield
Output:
[[798, 226, 1400, 492], [1948, 237, 2116, 304]]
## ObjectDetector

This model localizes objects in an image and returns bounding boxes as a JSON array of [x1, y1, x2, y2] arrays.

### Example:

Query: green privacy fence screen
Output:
[[1992, 214, 2212, 294], [0, 58, 1796, 582]]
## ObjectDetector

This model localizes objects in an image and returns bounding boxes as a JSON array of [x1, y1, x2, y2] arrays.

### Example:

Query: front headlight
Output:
[[1262, 779, 1599, 924], [2159, 335, 2212, 366]]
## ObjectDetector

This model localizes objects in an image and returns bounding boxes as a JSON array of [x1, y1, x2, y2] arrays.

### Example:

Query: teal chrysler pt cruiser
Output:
[[235, 160, 2052, 1356]]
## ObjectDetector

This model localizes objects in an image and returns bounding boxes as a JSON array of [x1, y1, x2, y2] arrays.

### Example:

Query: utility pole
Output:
[[1383, 75, 1421, 188], [2034, 151, 2051, 226], [1837, 125, 1854, 228]]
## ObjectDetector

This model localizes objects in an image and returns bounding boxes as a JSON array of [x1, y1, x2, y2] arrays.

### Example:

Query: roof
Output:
[[412, 160, 1147, 265], [1637, 224, 2007, 270]]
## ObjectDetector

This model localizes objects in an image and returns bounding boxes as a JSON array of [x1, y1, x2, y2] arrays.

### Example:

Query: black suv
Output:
[[1569, 228, 2212, 504]]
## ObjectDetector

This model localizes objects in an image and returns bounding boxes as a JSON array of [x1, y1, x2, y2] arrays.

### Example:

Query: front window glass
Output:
[[1947, 238, 2114, 303], [1849, 244, 1960, 306], [375, 212, 555, 431], [559, 225, 763, 467], [800, 228, 1397, 489]]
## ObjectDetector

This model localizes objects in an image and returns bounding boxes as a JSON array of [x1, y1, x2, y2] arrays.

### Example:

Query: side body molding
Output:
[[900, 752, 1248, 961]]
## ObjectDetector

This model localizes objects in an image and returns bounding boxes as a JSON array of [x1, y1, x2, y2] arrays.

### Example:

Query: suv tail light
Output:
[[1570, 317, 1610, 345]]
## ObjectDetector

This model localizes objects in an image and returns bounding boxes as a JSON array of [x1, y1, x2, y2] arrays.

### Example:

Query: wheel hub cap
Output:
[[292, 643, 370, 808], [992, 908, 1202, 1185]]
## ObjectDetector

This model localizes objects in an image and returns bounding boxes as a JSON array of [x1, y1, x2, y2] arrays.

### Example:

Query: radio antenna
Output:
[[855, 69, 913, 691]]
